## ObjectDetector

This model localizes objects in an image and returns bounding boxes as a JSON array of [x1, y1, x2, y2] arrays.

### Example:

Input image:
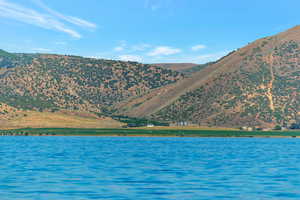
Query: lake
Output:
[[0, 136, 300, 200]]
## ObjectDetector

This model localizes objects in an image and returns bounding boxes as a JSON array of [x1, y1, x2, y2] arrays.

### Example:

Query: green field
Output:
[[1, 128, 300, 137]]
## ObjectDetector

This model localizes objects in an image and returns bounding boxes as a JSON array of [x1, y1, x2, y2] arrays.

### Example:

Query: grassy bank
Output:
[[1, 128, 300, 137]]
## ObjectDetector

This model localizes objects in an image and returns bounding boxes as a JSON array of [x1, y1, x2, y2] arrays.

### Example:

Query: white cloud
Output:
[[113, 40, 127, 52], [114, 46, 124, 52], [0, 0, 96, 38], [148, 46, 181, 56], [32, 0, 97, 29], [88, 55, 110, 60], [118, 55, 142, 62], [114, 43, 151, 52], [191, 44, 206, 51], [62, 16, 96, 29], [32, 48, 52, 52], [194, 51, 229, 63], [144, 0, 173, 12], [132, 44, 151, 52], [146, 51, 230, 64], [55, 41, 67, 45], [144, 0, 160, 11]]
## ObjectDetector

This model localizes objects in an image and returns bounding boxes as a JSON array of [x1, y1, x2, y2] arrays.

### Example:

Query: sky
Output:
[[0, 0, 299, 64]]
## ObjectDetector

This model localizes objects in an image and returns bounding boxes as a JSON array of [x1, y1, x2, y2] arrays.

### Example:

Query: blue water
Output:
[[0, 137, 300, 200]]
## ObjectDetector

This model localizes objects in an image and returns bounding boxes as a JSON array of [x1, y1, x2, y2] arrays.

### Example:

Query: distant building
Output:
[[177, 121, 188, 126], [262, 128, 272, 132], [241, 126, 253, 131], [247, 127, 253, 131], [147, 124, 154, 128]]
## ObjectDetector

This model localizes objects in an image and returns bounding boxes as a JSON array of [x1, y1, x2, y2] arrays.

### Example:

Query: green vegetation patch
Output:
[[2, 128, 300, 137]]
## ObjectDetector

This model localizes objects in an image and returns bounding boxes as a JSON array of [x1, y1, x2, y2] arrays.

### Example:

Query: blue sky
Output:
[[0, 0, 299, 64]]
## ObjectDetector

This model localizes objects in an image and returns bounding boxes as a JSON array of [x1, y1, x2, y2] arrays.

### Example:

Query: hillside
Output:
[[0, 52, 183, 113], [0, 106, 123, 130], [128, 26, 300, 127], [0, 51, 184, 128], [153, 63, 198, 73], [153, 63, 215, 75]]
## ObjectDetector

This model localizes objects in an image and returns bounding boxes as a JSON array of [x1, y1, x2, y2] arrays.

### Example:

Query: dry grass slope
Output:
[[0, 111, 123, 130], [153, 63, 198, 72]]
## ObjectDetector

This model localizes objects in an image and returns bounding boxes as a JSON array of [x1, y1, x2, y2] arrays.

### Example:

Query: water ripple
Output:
[[0, 137, 300, 199]]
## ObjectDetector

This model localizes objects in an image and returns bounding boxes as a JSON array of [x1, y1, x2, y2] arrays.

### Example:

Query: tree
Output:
[[290, 123, 300, 130], [274, 125, 282, 130]]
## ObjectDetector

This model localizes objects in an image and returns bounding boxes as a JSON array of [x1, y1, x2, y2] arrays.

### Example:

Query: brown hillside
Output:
[[126, 26, 300, 127], [118, 55, 232, 117], [0, 53, 183, 115], [153, 63, 198, 72]]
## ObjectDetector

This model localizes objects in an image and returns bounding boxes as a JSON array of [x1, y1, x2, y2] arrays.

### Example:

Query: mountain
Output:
[[153, 63, 215, 75], [126, 26, 300, 128], [153, 63, 198, 73], [2, 25, 300, 129], [0, 51, 184, 128]]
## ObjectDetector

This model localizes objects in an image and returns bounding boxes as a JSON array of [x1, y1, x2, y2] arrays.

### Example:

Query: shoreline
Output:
[[1, 128, 300, 138], [1, 134, 300, 138]]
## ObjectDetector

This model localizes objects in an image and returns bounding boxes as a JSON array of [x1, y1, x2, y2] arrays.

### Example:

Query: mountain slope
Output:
[[117, 55, 231, 117], [153, 63, 198, 73], [0, 53, 184, 116], [0, 108, 123, 129], [153, 62, 214, 74], [129, 26, 300, 127]]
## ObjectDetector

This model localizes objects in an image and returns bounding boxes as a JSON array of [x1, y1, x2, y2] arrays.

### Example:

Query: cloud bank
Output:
[[118, 55, 142, 62], [191, 44, 206, 51], [148, 46, 181, 56]]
